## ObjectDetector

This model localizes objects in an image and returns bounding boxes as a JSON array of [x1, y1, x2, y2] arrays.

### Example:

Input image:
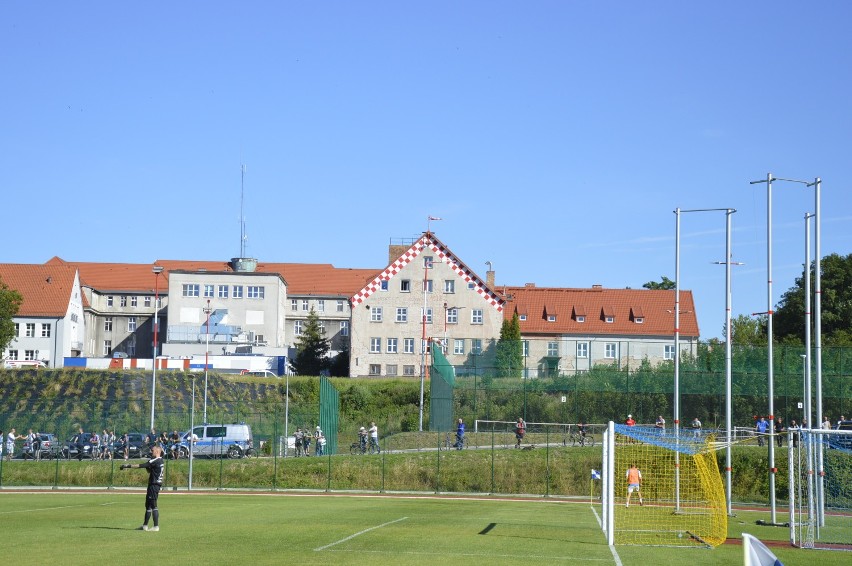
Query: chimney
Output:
[[486, 270, 495, 288], [388, 244, 409, 264]]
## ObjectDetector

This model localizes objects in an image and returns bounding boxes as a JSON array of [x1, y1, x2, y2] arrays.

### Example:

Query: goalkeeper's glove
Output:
[[120, 464, 130, 470]]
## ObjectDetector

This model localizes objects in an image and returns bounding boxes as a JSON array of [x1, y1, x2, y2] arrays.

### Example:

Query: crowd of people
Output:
[[293, 426, 327, 456]]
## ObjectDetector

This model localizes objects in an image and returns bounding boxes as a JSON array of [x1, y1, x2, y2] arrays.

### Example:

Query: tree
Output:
[[774, 253, 852, 344], [642, 276, 676, 290], [494, 312, 523, 378], [329, 346, 350, 377], [0, 278, 23, 354], [728, 314, 767, 346], [289, 308, 330, 376]]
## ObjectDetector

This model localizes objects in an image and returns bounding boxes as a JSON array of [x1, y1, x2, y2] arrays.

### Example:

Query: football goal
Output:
[[601, 422, 727, 548], [788, 428, 852, 551]]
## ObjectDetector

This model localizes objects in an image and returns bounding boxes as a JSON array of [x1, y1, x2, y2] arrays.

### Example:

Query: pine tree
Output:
[[290, 308, 331, 376]]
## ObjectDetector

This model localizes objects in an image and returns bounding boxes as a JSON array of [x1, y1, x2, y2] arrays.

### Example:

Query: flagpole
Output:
[[419, 216, 442, 432]]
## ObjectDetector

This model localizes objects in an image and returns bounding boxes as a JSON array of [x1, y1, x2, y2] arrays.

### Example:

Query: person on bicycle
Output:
[[577, 421, 587, 438], [515, 418, 526, 448], [454, 418, 465, 450], [358, 427, 368, 454]]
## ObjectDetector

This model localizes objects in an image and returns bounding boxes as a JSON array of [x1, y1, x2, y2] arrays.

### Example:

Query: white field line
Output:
[[590, 505, 622, 566], [314, 516, 408, 551], [0, 504, 85, 515]]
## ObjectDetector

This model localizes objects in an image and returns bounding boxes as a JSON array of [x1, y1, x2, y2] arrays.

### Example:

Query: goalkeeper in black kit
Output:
[[121, 444, 165, 531]]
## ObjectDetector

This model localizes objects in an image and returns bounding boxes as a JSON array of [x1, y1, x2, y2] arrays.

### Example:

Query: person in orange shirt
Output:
[[625, 463, 643, 507], [625, 414, 636, 426]]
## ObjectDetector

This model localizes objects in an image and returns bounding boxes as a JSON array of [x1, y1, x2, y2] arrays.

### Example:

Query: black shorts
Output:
[[145, 484, 161, 509]]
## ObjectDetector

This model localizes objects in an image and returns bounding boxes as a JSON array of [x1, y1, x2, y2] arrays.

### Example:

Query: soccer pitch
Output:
[[1, 491, 845, 566]]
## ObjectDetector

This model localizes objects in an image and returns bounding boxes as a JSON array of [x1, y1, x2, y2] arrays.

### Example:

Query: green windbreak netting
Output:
[[430, 343, 455, 431], [319, 376, 339, 455]]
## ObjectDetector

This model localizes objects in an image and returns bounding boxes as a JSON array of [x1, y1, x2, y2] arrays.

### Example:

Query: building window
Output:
[[447, 308, 459, 324], [664, 344, 675, 360], [380, 280, 389, 291], [41, 323, 51, 338], [421, 307, 433, 323], [70, 313, 78, 322], [128, 317, 137, 332], [547, 315, 556, 322], [605, 316, 614, 324], [471, 339, 482, 354], [424, 256, 434, 269], [131, 296, 138, 307], [576, 315, 585, 323], [520, 314, 528, 321], [523, 340, 529, 357], [386, 364, 398, 376], [369, 364, 381, 376], [255, 334, 265, 345], [232, 285, 243, 299], [547, 342, 559, 357], [218, 285, 229, 299], [291, 299, 298, 311], [340, 321, 349, 336], [400, 280, 411, 292], [294, 320, 303, 336], [120, 296, 127, 307], [403, 338, 415, 354], [317, 321, 325, 334], [144, 296, 152, 307], [403, 365, 416, 376], [25, 323, 35, 337], [424, 279, 433, 293], [471, 309, 483, 324], [247, 286, 265, 299], [107, 296, 114, 307], [104, 318, 112, 332], [605, 343, 617, 359], [7, 350, 17, 360], [203, 285, 214, 298], [396, 307, 408, 323], [14, 323, 19, 336], [454, 339, 465, 355], [302, 300, 309, 311], [370, 338, 381, 353], [25, 350, 36, 360], [387, 338, 398, 353], [182, 284, 200, 297], [317, 300, 325, 312], [444, 280, 455, 293], [577, 342, 589, 358], [337, 300, 345, 312], [468, 282, 476, 290], [635, 317, 644, 324], [103, 340, 112, 356], [371, 307, 383, 322]]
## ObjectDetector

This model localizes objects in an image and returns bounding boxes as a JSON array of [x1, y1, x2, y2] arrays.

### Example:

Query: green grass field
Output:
[[0, 490, 845, 565]]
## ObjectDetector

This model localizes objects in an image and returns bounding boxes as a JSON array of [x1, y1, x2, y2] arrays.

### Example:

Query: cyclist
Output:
[[358, 427, 368, 454]]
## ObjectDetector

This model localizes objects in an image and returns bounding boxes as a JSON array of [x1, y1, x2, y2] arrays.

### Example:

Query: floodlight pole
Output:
[[810, 178, 825, 528], [150, 266, 164, 431], [804, 213, 813, 433]]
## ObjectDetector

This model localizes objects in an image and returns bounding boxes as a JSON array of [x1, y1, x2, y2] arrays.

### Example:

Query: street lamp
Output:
[[150, 265, 164, 431], [203, 300, 212, 423]]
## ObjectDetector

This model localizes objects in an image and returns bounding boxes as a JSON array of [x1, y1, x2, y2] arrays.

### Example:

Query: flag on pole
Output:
[[743, 533, 783, 566], [591, 469, 601, 480]]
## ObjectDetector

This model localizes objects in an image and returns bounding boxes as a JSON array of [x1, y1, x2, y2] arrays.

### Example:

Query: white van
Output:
[[3, 359, 47, 369], [183, 423, 253, 458]]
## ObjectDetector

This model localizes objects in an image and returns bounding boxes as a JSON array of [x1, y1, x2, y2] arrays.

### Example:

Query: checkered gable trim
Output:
[[350, 235, 503, 312]]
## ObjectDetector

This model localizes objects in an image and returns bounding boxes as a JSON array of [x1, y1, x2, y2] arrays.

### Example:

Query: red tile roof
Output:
[[0, 263, 78, 317], [47, 257, 166, 292], [500, 286, 699, 338]]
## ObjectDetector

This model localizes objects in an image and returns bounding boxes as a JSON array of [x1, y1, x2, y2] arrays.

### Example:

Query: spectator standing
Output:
[[6, 428, 23, 461], [24, 429, 37, 460], [515, 418, 526, 448], [368, 422, 380, 453], [822, 416, 831, 430], [102, 429, 114, 460], [691, 417, 702, 439], [294, 428, 303, 457], [774, 417, 785, 447], [358, 427, 367, 454], [32, 430, 42, 460], [755, 417, 769, 447], [655, 415, 665, 434], [73, 427, 85, 461], [303, 427, 312, 457], [454, 418, 465, 450], [315, 427, 325, 456], [836, 416, 847, 429], [90, 430, 100, 460], [789, 419, 800, 448], [625, 414, 636, 427]]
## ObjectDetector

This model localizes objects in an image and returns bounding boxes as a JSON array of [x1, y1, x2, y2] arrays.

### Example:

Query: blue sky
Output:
[[2, 2, 850, 339]]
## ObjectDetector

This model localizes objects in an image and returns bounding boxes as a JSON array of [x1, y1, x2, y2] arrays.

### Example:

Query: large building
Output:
[[1, 233, 701, 376]]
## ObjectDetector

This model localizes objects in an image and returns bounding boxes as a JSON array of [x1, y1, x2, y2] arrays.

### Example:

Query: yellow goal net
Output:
[[601, 422, 727, 548]]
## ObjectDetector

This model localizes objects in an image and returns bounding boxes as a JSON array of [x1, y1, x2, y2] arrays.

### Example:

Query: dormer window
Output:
[[576, 316, 585, 323], [547, 315, 556, 322], [605, 316, 614, 324], [635, 317, 644, 324], [519, 314, 527, 321], [544, 303, 557, 322], [630, 307, 645, 324], [602, 306, 615, 324]]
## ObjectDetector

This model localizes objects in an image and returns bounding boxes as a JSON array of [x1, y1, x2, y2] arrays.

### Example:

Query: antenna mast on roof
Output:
[[240, 163, 247, 258]]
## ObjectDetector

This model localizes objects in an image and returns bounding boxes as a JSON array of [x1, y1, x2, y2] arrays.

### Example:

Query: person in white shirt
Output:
[[368, 422, 380, 453]]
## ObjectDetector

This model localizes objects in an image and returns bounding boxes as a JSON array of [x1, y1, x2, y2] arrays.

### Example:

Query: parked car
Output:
[[113, 433, 149, 459], [62, 432, 98, 459], [239, 369, 277, 378], [22, 433, 61, 459], [180, 423, 254, 458]]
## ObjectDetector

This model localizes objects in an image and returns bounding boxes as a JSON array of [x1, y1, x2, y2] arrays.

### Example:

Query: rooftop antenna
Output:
[[240, 163, 247, 258]]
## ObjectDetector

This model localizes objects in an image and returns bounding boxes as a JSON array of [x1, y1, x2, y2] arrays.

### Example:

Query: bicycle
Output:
[[439, 432, 468, 451], [350, 439, 377, 455], [567, 431, 595, 447]]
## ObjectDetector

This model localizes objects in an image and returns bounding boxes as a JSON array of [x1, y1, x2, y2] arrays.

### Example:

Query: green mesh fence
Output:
[[430, 343, 455, 432], [319, 376, 339, 455]]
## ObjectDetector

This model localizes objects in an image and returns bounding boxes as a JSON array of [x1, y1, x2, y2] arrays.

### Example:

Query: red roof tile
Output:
[[500, 286, 699, 338], [0, 264, 78, 317]]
